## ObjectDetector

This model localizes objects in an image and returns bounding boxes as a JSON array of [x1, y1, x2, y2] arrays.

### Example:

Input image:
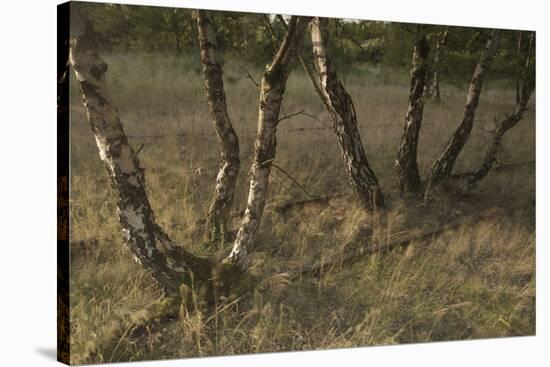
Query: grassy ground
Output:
[[68, 54, 535, 364]]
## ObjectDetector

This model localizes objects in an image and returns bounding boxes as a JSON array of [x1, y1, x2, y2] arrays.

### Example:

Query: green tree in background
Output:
[[79, 2, 527, 88]]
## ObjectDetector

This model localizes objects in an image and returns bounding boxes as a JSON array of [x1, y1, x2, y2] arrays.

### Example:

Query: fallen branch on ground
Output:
[[292, 204, 531, 280]]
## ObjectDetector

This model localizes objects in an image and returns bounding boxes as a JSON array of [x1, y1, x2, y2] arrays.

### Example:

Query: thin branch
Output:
[[301, 112, 331, 129], [270, 163, 330, 207], [275, 15, 287, 29], [335, 19, 365, 50], [400, 24, 416, 35], [277, 109, 332, 129], [277, 109, 306, 123], [257, 157, 333, 208], [245, 70, 260, 88], [136, 143, 145, 156], [261, 14, 280, 52]]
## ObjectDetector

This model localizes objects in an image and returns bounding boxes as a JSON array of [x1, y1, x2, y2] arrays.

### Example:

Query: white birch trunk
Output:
[[396, 28, 430, 193], [196, 10, 240, 244], [223, 16, 311, 272], [425, 30, 501, 199], [460, 32, 535, 193], [69, 8, 212, 295], [311, 17, 384, 209]]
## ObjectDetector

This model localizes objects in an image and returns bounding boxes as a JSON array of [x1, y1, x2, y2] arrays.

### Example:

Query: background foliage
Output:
[[81, 2, 526, 87]]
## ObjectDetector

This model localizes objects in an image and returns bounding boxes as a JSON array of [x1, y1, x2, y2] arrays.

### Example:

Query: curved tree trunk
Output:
[[431, 27, 449, 103], [425, 30, 500, 199], [223, 16, 311, 272], [395, 27, 430, 194], [195, 10, 240, 245], [460, 32, 535, 193], [311, 17, 384, 210], [69, 8, 212, 295]]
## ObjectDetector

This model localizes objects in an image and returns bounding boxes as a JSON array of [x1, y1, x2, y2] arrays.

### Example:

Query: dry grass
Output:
[[68, 54, 535, 364]]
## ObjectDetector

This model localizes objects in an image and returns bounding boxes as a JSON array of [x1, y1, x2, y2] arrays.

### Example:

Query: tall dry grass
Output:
[[68, 53, 535, 364]]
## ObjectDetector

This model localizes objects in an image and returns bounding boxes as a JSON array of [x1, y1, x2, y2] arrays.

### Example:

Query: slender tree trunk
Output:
[[460, 32, 535, 193], [223, 16, 311, 272], [425, 30, 501, 199], [422, 64, 433, 98], [69, 8, 212, 295], [515, 32, 523, 105], [311, 17, 384, 210], [431, 27, 449, 103], [196, 10, 240, 244], [174, 32, 182, 55], [395, 27, 430, 193]]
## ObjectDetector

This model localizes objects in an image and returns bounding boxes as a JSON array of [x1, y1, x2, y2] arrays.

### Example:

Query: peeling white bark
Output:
[[425, 30, 501, 199], [396, 28, 430, 193], [460, 32, 535, 193], [69, 8, 212, 294], [224, 16, 311, 271], [311, 17, 384, 209], [196, 10, 240, 243]]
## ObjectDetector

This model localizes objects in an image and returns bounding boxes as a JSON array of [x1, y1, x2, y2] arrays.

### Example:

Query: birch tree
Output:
[[460, 32, 535, 193], [69, 8, 213, 296], [222, 16, 311, 273], [310, 17, 384, 209], [195, 10, 240, 244], [515, 32, 524, 105], [431, 27, 449, 102], [395, 26, 430, 193], [425, 30, 501, 199]]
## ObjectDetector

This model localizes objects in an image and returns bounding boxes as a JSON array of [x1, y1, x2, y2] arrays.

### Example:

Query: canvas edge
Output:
[[57, 1, 71, 365]]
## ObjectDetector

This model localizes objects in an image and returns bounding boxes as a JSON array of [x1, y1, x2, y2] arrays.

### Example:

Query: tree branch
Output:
[[245, 70, 260, 88]]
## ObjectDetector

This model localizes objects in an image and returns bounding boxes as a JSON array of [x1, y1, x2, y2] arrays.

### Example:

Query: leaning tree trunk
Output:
[[460, 32, 535, 193], [395, 27, 430, 194], [311, 17, 384, 210], [425, 30, 500, 199], [222, 16, 311, 272], [195, 10, 240, 245], [431, 27, 449, 103], [69, 8, 212, 295]]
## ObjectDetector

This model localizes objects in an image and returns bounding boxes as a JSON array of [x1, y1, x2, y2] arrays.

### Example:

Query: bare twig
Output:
[[136, 143, 145, 156], [275, 15, 287, 29], [261, 14, 280, 52], [245, 70, 260, 88], [262, 160, 336, 210], [277, 109, 332, 129], [277, 109, 306, 124], [301, 112, 331, 129], [335, 19, 366, 50], [271, 163, 320, 201], [400, 24, 416, 35]]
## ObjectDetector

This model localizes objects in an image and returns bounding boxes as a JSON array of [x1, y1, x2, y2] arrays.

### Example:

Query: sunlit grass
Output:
[[68, 53, 535, 364]]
